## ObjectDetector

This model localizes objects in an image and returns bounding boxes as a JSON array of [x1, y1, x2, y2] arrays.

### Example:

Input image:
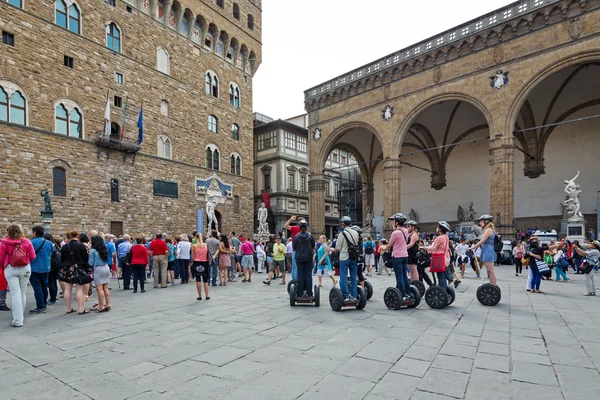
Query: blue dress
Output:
[[317, 245, 331, 270], [481, 232, 497, 263]]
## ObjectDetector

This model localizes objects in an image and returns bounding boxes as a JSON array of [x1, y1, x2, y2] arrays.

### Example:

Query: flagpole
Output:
[[104, 89, 110, 138], [121, 96, 128, 140]]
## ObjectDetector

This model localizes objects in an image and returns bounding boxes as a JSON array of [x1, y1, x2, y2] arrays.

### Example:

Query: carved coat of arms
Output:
[[313, 128, 321, 141], [490, 70, 509, 90], [382, 105, 394, 121]]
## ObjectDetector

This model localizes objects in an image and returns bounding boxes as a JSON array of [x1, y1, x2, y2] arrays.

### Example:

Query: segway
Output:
[[473, 256, 501, 306], [383, 284, 421, 310], [289, 281, 320, 307], [410, 280, 426, 297], [329, 286, 367, 311], [287, 279, 297, 295], [424, 269, 454, 309], [347, 277, 373, 300]]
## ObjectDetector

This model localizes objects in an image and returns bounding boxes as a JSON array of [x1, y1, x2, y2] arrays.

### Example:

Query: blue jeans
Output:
[[555, 266, 569, 281], [292, 251, 297, 280], [437, 272, 448, 289], [296, 261, 313, 297], [29, 271, 48, 310], [340, 259, 358, 299], [210, 257, 218, 285], [178, 259, 189, 283], [392, 257, 410, 296], [531, 266, 541, 290]]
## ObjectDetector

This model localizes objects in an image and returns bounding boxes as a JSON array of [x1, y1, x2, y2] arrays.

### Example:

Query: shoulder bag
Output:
[[429, 239, 448, 273]]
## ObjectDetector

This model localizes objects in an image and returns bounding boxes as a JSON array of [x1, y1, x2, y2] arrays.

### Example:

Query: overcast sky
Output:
[[252, 0, 511, 120]]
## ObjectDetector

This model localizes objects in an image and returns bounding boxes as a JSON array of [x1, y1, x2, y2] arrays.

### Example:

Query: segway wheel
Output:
[[356, 286, 367, 310], [384, 287, 403, 310], [329, 287, 344, 311], [411, 280, 426, 298], [314, 285, 320, 307], [446, 286, 456, 306], [287, 279, 298, 295], [409, 285, 421, 308], [477, 283, 501, 306], [289, 283, 296, 307], [364, 280, 374, 300], [425, 286, 449, 309]]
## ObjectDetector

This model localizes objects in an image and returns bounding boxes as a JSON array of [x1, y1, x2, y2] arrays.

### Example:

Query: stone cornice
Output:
[[304, 0, 586, 109]]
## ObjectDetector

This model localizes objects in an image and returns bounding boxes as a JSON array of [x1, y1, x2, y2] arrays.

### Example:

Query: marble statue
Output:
[[206, 196, 219, 231], [40, 189, 52, 214], [363, 205, 374, 230], [457, 205, 465, 223], [408, 209, 417, 222], [564, 171, 584, 220], [257, 202, 269, 235], [464, 202, 476, 222]]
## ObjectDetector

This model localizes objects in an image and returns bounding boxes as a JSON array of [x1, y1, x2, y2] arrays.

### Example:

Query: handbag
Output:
[[429, 237, 448, 273], [556, 256, 569, 268], [581, 262, 595, 274], [75, 265, 94, 285], [535, 259, 550, 274], [8, 241, 29, 267]]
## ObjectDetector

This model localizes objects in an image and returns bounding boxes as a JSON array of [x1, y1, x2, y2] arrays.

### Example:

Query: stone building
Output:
[[253, 113, 357, 238], [0, 0, 261, 236], [305, 0, 600, 237]]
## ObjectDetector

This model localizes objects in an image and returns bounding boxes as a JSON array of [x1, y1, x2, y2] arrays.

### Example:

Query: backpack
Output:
[[364, 242, 374, 255], [8, 241, 29, 267], [50, 244, 62, 271], [341, 230, 362, 261], [493, 234, 503, 253]]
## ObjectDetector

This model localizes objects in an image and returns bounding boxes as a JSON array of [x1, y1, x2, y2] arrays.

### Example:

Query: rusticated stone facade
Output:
[[0, 0, 261, 236]]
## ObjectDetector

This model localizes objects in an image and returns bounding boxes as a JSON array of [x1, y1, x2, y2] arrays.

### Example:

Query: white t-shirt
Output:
[[455, 243, 469, 257], [177, 241, 191, 260], [285, 242, 293, 254]]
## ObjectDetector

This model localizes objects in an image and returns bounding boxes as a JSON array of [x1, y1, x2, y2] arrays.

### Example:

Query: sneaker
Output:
[[141, 290, 146, 293], [29, 308, 46, 314], [263, 280, 271, 285], [47, 301, 56, 306], [476, 275, 481, 279], [171, 283, 176, 287], [516, 273, 519, 277], [348, 295, 357, 302], [211, 283, 217, 287], [454, 280, 461, 288]]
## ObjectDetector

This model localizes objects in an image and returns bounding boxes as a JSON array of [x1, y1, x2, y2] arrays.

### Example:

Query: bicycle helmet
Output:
[[298, 219, 308, 229], [406, 220, 419, 227], [476, 214, 494, 222], [350, 225, 363, 234], [340, 216, 352, 226], [438, 221, 451, 233], [387, 213, 407, 226]]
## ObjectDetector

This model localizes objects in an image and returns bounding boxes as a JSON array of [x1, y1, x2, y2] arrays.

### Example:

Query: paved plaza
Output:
[[1, 267, 600, 400]]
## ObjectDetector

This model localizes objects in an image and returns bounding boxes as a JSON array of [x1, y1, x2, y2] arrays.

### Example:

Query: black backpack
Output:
[[364, 242, 374, 255], [49, 242, 62, 271], [493, 234, 503, 253], [342, 231, 362, 261]]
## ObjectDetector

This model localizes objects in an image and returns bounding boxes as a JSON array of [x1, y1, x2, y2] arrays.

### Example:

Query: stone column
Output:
[[382, 158, 402, 238], [162, 0, 173, 23], [489, 135, 515, 236], [362, 182, 373, 227], [309, 173, 326, 237]]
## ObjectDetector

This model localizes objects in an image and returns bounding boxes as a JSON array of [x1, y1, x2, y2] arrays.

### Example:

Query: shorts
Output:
[[167, 261, 176, 271], [364, 254, 375, 265], [235, 255, 241, 263], [241, 255, 254, 268], [316, 268, 332, 277], [407, 255, 418, 265], [193, 261, 209, 283], [270, 259, 284, 272]]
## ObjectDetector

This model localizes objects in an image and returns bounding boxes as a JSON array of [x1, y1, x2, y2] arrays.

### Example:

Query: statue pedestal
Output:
[[361, 227, 377, 240], [41, 217, 53, 234], [456, 222, 476, 240], [253, 233, 270, 243], [564, 218, 586, 242]]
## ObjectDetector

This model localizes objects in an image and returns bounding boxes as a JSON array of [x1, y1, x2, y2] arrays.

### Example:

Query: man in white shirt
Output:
[[455, 239, 469, 278]]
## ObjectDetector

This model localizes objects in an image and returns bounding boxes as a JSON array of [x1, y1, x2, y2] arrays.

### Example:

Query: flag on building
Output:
[[260, 192, 271, 208], [137, 106, 144, 145], [104, 96, 111, 137]]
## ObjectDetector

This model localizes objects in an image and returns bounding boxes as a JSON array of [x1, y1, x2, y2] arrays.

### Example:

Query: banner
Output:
[[260, 192, 271, 208], [197, 209, 204, 234]]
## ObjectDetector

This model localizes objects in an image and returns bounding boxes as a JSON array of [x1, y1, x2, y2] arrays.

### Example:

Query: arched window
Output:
[[106, 23, 121, 52], [156, 0, 166, 21], [233, 3, 240, 20], [208, 115, 217, 133], [158, 134, 172, 159], [68, 4, 80, 34], [55, 102, 83, 138], [205, 145, 220, 170], [0, 82, 28, 126], [205, 72, 212, 94], [216, 40, 224, 57], [230, 154, 241, 176], [248, 14, 254, 31], [231, 123, 239, 140], [157, 47, 170, 74], [216, 0, 224, 8], [204, 32, 213, 50], [53, 167, 66, 197], [56, 0, 67, 29], [212, 75, 219, 97], [160, 99, 169, 117], [229, 83, 240, 108], [205, 71, 218, 97], [110, 122, 120, 142], [110, 179, 119, 203]]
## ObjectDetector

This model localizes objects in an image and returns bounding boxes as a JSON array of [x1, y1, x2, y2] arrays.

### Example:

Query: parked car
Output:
[[500, 240, 514, 265]]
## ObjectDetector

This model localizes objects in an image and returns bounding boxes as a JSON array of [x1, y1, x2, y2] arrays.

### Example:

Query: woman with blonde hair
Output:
[[190, 233, 210, 300], [0, 224, 36, 327], [470, 215, 498, 286], [316, 235, 337, 287], [176, 234, 191, 284]]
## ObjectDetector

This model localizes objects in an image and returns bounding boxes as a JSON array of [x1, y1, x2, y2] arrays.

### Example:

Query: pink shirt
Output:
[[241, 241, 255, 255], [430, 234, 449, 255], [388, 227, 409, 258]]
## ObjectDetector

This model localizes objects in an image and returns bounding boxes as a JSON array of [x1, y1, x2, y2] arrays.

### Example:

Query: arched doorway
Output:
[[398, 98, 491, 232], [315, 123, 385, 239], [512, 61, 600, 233]]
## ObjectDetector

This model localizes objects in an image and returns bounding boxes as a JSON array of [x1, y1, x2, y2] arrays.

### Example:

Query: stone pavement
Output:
[[1, 267, 600, 400]]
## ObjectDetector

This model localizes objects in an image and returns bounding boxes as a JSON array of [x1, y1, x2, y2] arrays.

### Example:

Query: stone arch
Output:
[[0, 66, 35, 99], [46, 87, 90, 111], [48, 159, 72, 171], [394, 92, 493, 152], [506, 49, 600, 134]]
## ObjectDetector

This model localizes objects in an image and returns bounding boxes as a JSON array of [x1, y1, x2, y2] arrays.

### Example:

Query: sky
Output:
[[252, 0, 512, 120]]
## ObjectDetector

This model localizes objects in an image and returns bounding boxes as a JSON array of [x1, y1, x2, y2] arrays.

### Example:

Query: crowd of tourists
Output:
[[0, 215, 598, 327]]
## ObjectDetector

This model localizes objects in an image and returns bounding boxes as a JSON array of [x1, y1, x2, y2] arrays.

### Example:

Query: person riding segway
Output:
[[289, 220, 320, 306], [470, 215, 501, 306], [420, 221, 455, 309], [329, 217, 367, 311], [382, 213, 421, 310], [350, 225, 373, 300], [406, 220, 425, 296]]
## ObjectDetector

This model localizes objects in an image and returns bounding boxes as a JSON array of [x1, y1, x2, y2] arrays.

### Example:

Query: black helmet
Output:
[[387, 213, 407, 226], [477, 214, 494, 222], [298, 219, 308, 229], [350, 225, 363, 234], [340, 216, 352, 226], [438, 221, 451, 233], [406, 220, 419, 227]]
